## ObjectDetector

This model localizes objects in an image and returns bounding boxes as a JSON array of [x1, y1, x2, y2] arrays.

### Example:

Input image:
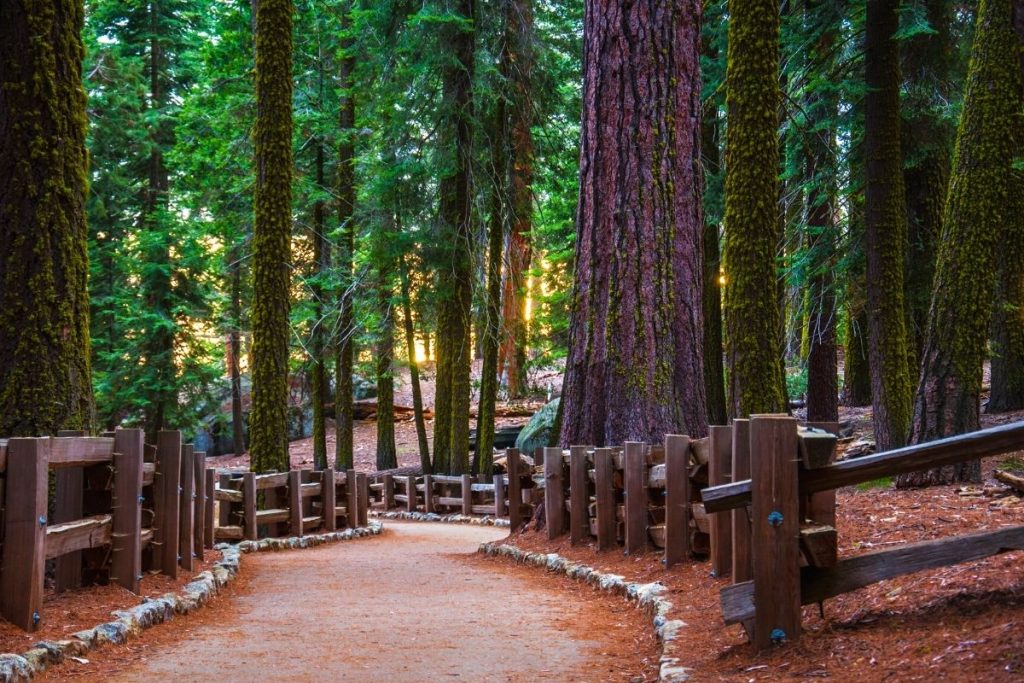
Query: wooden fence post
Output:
[[750, 415, 800, 649], [709, 425, 733, 577], [383, 473, 395, 510], [323, 468, 337, 531], [290, 469, 303, 536], [731, 419, 752, 583], [193, 451, 205, 561], [243, 472, 257, 540], [346, 469, 357, 528], [218, 473, 232, 527], [204, 468, 216, 548], [805, 421, 840, 527], [405, 475, 417, 513], [54, 430, 85, 592], [506, 448, 521, 530], [493, 472, 506, 518], [423, 474, 434, 513], [461, 474, 473, 515], [569, 446, 589, 545], [357, 472, 369, 526], [664, 434, 691, 567], [1, 439, 48, 631], [112, 428, 144, 594], [178, 444, 195, 572], [594, 447, 617, 550], [157, 431, 182, 578], [544, 447, 565, 539], [624, 442, 647, 555]]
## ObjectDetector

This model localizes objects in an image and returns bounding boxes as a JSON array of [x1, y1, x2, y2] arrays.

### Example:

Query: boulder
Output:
[[514, 398, 559, 456]]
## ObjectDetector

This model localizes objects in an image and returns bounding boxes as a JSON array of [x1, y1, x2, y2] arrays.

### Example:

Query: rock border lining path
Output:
[[371, 510, 511, 527], [478, 541, 691, 683], [0, 523, 383, 683]]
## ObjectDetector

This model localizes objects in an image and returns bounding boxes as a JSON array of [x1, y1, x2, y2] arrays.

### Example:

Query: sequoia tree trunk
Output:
[[701, 106, 728, 426], [0, 0, 95, 436], [249, 0, 293, 473], [722, 0, 787, 418], [863, 0, 913, 451], [558, 0, 707, 447], [900, 0, 1023, 486]]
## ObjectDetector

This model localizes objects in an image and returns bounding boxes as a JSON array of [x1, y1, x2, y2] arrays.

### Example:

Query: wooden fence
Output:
[[0, 428, 372, 633], [700, 416, 1024, 649]]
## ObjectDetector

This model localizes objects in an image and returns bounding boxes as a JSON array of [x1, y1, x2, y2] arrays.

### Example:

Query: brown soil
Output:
[[39, 523, 659, 682], [0, 551, 222, 657]]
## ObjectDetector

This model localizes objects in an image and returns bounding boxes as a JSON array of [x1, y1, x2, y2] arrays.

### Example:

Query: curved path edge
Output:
[[478, 541, 692, 683], [0, 523, 384, 683]]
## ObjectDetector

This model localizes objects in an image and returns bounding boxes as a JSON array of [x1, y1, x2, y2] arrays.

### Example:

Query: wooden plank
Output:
[[623, 442, 647, 555], [405, 475, 418, 513], [290, 470, 303, 536], [347, 469, 358, 528], [142, 462, 155, 486], [1, 439, 48, 631], [800, 525, 838, 567], [178, 445, 195, 572], [569, 446, 590, 545], [323, 468, 337, 531], [431, 475, 463, 484], [215, 525, 244, 540], [805, 421, 840, 527], [750, 416, 800, 649], [471, 505, 498, 515], [140, 528, 154, 547], [301, 482, 322, 498], [797, 428, 838, 469], [423, 474, 434, 513], [48, 437, 115, 468], [193, 451, 205, 562], [204, 468, 216, 549], [709, 425, 733, 577], [45, 515, 112, 559], [664, 434, 690, 568], [54, 466, 84, 592], [112, 428, 144, 593], [243, 472, 257, 540], [594, 448, 617, 551], [506, 448, 522, 530], [216, 487, 243, 503], [461, 474, 473, 515], [493, 473, 506, 518], [157, 431, 182, 579], [383, 473, 395, 510], [722, 525, 1024, 625], [357, 472, 369, 526], [256, 509, 290, 524], [731, 419, 752, 583], [544, 446, 565, 539], [705, 420, 1024, 513], [437, 496, 463, 507], [255, 472, 290, 490]]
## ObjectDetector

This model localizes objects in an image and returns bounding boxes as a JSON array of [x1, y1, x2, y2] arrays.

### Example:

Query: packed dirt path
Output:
[[92, 522, 641, 682]]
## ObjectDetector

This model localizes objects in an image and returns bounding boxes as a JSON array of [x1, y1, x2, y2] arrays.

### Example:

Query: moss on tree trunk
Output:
[[249, 0, 293, 473], [0, 0, 95, 436], [722, 0, 787, 418], [863, 0, 913, 451], [559, 0, 707, 447], [900, 0, 1023, 486]]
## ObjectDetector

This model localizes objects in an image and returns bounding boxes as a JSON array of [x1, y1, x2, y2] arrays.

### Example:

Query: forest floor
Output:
[[34, 522, 659, 682]]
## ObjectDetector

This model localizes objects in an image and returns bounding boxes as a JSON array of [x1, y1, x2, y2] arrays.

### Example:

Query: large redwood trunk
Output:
[[559, 0, 707, 448]]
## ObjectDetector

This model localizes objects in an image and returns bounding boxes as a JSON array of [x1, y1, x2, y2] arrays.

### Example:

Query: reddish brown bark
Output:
[[559, 0, 707, 448]]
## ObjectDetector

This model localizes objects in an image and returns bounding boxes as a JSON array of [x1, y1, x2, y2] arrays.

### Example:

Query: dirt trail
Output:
[[97, 522, 635, 682]]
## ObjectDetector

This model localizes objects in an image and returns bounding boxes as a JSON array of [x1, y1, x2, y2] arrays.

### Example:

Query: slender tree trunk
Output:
[[722, 0, 787, 418], [0, 0, 94, 436], [475, 104, 507, 475], [335, 6, 356, 471], [433, 0, 477, 474], [229, 245, 246, 456], [249, 0, 293, 473], [900, 0, 1023, 486], [863, 0, 913, 451], [497, 0, 534, 400], [399, 254, 431, 473], [375, 222, 397, 471], [311, 141, 330, 469], [843, 120, 872, 408], [559, 0, 707, 447], [701, 107, 728, 426], [903, 0, 953, 372]]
